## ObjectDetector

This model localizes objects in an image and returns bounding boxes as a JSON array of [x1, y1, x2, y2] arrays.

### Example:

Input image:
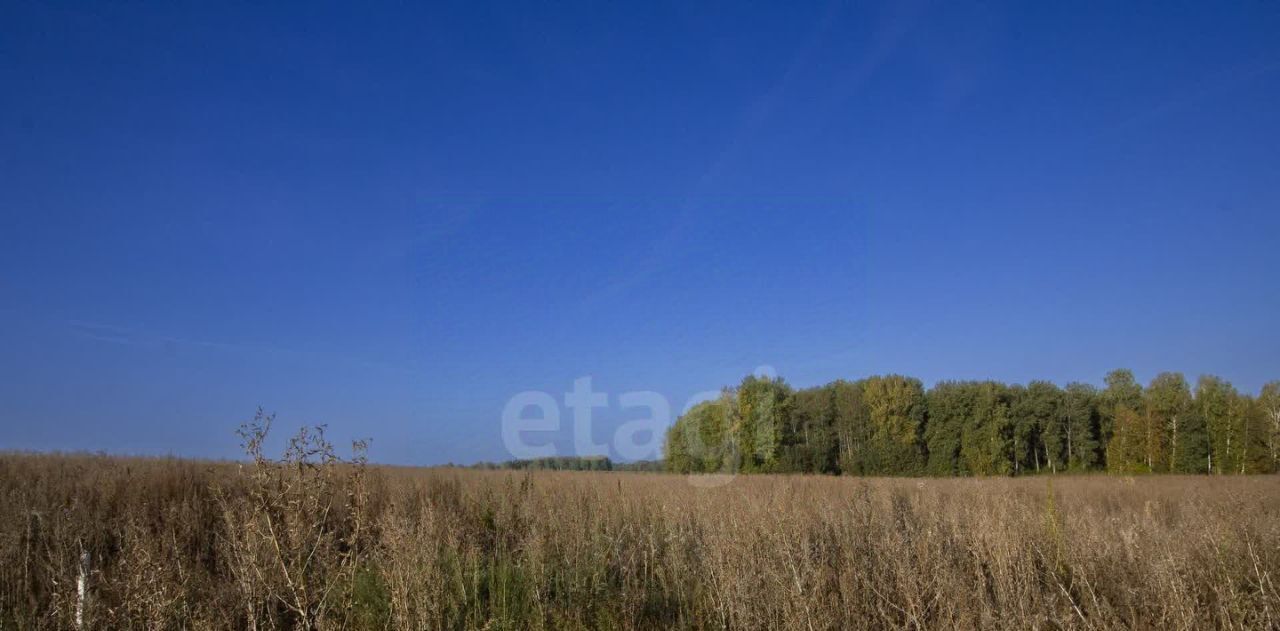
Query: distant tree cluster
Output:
[[613, 459, 665, 472], [469, 456, 664, 472], [471, 455, 615, 471], [664, 371, 1280, 476]]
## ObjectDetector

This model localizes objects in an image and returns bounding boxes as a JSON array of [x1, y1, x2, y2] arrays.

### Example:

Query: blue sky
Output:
[[2, 1, 1278, 464]]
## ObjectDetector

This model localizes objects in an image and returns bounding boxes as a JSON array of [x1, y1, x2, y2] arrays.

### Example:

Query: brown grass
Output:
[[1, 443, 1277, 629]]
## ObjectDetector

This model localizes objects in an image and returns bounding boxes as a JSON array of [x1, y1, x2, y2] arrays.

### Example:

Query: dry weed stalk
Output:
[[214, 410, 371, 630]]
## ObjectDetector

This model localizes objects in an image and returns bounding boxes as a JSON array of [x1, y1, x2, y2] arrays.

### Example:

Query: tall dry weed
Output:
[[1, 444, 1278, 629]]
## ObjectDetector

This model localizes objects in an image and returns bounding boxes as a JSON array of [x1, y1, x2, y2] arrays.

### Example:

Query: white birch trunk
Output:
[[76, 548, 90, 630]]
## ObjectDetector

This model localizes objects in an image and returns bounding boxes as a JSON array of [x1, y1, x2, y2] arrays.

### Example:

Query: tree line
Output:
[[469, 455, 616, 471], [664, 370, 1280, 476], [467, 456, 666, 472]]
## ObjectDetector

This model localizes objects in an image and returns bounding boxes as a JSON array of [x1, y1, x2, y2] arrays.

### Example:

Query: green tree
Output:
[[664, 394, 736, 473], [1197, 375, 1238, 474], [1101, 369, 1143, 464], [735, 375, 792, 472], [1260, 382, 1280, 471], [1237, 396, 1273, 474], [1107, 405, 1149, 473], [924, 382, 968, 476], [959, 382, 1015, 476], [861, 375, 927, 475], [1062, 382, 1100, 470], [782, 385, 838, 473], [663, 415, 691, 472], [1172, 406, 1210, 473], [1012, 381, 1062, 473], [833, 380, 870, 475], [1145, 372, 1191, 473]]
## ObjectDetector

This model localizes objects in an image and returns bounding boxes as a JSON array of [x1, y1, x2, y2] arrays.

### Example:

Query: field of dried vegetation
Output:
[[1, 420, 1277, 630]]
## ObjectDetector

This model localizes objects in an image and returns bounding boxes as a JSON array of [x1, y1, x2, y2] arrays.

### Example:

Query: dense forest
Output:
[[664, 370, 1280, 476]]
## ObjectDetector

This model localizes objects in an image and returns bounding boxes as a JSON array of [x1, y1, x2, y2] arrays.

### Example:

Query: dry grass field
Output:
[[1, 432, 1278, 630]]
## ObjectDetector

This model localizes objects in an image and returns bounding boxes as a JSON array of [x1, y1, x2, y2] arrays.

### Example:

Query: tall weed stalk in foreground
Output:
[[214, 410, 373, 630]]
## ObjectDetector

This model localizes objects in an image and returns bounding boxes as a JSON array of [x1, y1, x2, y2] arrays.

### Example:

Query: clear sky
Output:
[[2, 1, 1278, 464]]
